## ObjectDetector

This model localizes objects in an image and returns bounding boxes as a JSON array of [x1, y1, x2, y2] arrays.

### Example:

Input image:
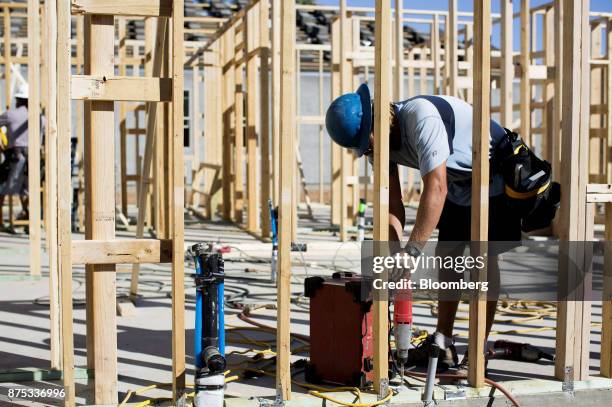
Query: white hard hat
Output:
[[14, 83, 28, 99]]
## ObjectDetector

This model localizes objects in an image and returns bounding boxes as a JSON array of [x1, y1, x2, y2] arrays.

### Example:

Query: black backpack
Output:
[[493, 128, 561, 232]]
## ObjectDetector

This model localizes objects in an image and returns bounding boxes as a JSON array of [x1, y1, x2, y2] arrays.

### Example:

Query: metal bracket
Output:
[[562, 366, 574, 393], [443, 384, 467, 401], [378, 378, 390, 404]]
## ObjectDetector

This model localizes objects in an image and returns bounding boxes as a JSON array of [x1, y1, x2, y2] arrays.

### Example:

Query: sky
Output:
[[316, 1, 612, 52]]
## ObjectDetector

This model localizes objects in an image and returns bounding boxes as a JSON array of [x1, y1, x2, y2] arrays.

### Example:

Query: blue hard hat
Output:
[[325, 83, 372, 157]]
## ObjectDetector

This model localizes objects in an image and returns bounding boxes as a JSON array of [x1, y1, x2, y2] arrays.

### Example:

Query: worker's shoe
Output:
[[406, 335, 458, 371], [445, 352, 489, 385]]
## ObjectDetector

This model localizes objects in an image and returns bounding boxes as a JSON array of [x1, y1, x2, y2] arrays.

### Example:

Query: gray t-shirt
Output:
[[390, 95, 506, 206], [0, 105, 28, 149]]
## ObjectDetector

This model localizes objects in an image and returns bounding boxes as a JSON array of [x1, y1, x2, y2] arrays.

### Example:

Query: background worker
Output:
[[0, 83, 32, 226], [325, 83, 521, 375]]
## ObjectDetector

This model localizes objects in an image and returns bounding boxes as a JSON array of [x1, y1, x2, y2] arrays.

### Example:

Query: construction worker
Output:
[[325, 84, 521, 376], [0, 83, 32, 226]]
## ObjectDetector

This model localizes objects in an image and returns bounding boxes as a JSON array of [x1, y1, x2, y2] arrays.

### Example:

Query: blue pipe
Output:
[[194, 255, 203, 370], [218, 282, 225, 356]]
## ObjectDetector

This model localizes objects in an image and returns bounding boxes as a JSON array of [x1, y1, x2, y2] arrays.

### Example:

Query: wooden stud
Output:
[[245, 6, 259, 234], [468, 0, 491, 389], [71, 0, 173, 17], [271, 0, 281, 207], [46, 0, 61, 374], [72, 239, 173, 264], [520, 0, 531, 145], [277, 0, 294, 400], [373, 0, 391, 397], [602, 202, 612, 377], [448, 0, 458, 96], [394, 0, 403, 100], [222, 28, 236, 221], [85, 14, 118, 404], [4, 5, 11, 109], [555, 0, 591, 382], [234, 25, 245, 223], [608, 19, 612, 185], [552, 0, 562, 184], [27, 0, 41, 276], [339, 0, 349, 242], [330, 18, 342, 226], [171, 2, 187, 400], [57, 0, 75, 404], [500, 0, 513, 127], [543, 7, 555, 162], [118, 18, 128, 218], [259, 0, 271, 237], [130, 19, 168, 297], [432, 16, 440, 94], [70, 75, 173, 101]]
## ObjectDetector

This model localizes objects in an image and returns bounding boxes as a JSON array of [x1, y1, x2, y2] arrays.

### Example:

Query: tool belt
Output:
[[493, 128, 560, 232]]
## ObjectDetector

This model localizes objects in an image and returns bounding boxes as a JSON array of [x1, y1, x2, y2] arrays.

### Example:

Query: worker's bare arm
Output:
[[409, 162, 447, 242], [389, 162, 405, 241]]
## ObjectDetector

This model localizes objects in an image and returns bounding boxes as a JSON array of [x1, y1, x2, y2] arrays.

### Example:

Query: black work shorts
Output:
[[437, 194, 521, 242]]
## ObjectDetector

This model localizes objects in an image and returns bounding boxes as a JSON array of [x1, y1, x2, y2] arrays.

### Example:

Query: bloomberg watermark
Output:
[[360, 240, 610, 302]]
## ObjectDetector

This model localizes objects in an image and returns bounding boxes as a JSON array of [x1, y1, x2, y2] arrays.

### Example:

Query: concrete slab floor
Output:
[[0, 206, 610, 406]]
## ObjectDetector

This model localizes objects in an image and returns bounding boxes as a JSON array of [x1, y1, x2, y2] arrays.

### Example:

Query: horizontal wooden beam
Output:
[[71, 239, 173, 264], [71, 75, 172, 102], [587, 184, 612, 193], [71, 0, 172, 17]]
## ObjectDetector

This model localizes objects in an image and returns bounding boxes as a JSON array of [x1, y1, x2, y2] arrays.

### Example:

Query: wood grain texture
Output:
[[71, 0, 172, 17], [468, 0, 491, 388], [57, 1, 75, 404], [72, 239, 173, 264], [71, 75, 172, 101], [277, 0, 295, 399], [373, 0, 391, 396]]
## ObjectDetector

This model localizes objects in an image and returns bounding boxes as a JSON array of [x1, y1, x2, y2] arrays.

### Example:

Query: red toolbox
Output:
[[304, 272, 373, 387]]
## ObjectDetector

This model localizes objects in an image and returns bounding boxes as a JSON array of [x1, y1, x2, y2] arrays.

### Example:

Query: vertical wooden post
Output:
[[432, 16, 440, 94], [171, 3, 186, 401], [246, 6, 259, 234], [118, 18, 128, 217], [271, 0, 281, 207], [260, 0, 271, 237], [555, 0, 591, 383], [608, 19, 612, 184], [552, 0, 563, 184], [56, 0, 75, 404], [339, 0, 349, 241], [85, 14, 118, 404], [394, 1, 403, 100], [27, 0, 41, 277], [130, 19, 167, 297], [4, 5, 11, 109], [501, 0, 513, 127], [234, 25, 245, 223], [277, 0, 294, 400], [318, 49, 325, 204], [373, 0, 391, 397], [520, 0, 531, 145], [448, 0, 458, 96], [468, 0, 491, 389], [331, 18, 342, 226], [544, 7, 555, 162], [45, 0, 61, 373], [191, 63, 200, 206], [602, 202, 612, 377], [222, 28, 236, 221]]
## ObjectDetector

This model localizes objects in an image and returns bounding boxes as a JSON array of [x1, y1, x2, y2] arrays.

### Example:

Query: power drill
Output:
[[490, 340, 554, 362], [394, 289, 413, 375]]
